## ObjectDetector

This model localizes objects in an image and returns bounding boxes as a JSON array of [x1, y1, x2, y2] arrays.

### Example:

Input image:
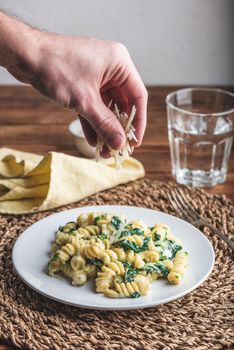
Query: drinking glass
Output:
[[166, 88, 234, 187]]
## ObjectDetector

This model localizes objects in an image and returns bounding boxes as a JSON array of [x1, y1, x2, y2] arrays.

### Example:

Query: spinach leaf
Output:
[[67, 229, 78, 236], [111, 216, 122, 230], [119, 228, 144, 239], [62, 221, 78, 234], [130, 228, 144, 236], [160, 240, 182, 259], [94, 215, 105, 225], [150, 226, 164, 240], [94, 216, 101, 225], [155, 233, 161, 241], [66, 221, 77, 226], [126, 223, 133, 228], [87, 258, 103, 267], [119, 239, 139, 252], [58, 225, 64, 232], [118, 236, 150, 253], [122, 261, 131, 268], [142, 262, 169, 277], [156, 263, 169, 277], [141, 236, 151, 251], [124, 265, 139, 282], [130, 292, 141, 298], [168, 240, 182, 258], [155, 240, 182, 260], [50, 252, 60, 262], [97, 234, 107, 240], [119, 230, 131, 239]]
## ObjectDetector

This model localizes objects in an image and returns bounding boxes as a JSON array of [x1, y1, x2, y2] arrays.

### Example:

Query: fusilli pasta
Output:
[[48, 212, 188, 298]]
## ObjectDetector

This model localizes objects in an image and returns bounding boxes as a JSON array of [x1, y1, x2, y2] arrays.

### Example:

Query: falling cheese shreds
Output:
[[96, 104, 137, 169]]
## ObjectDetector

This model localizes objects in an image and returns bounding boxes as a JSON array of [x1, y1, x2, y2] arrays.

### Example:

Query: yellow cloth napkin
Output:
[[0, 148, 145, 214]]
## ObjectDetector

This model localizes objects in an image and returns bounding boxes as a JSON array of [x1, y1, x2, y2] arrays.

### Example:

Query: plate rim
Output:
[[12, 205, 215, 310]]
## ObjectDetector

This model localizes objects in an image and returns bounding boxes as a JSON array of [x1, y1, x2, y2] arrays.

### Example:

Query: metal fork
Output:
[[168, 187, 234, 252]]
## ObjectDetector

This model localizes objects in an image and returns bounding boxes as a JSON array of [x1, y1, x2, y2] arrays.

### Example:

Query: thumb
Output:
[[86, 98, 126, 150]]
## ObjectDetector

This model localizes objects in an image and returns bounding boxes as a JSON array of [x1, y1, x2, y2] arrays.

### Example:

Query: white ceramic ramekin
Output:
[[68, 119, 95, 158]]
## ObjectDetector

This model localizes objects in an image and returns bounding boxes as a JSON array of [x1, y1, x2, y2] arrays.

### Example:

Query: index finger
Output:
[[120, 69, 148, 146]]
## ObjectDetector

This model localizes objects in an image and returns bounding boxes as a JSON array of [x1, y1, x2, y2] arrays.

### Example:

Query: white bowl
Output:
[[68, 119, 95, 158]]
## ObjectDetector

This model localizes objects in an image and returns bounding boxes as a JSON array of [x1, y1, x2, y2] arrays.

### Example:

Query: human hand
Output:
[[0, 14, 148, 154]]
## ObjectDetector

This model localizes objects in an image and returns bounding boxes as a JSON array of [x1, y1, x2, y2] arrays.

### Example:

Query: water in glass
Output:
[[166, 88, 234, 187], [168, 115, 233, 187]]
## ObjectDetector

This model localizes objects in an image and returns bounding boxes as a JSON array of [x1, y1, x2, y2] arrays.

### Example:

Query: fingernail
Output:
[[106, 132, 125, 150]]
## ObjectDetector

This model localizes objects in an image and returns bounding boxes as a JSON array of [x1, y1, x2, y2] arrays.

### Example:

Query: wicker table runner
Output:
[[0, 179, 233, 350]]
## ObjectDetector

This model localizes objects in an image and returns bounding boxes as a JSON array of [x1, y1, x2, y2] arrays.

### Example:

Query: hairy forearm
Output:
[[0, 11, 39, 68]]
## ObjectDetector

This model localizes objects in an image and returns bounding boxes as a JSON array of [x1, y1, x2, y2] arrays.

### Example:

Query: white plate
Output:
[[12, 205, 215, 310]]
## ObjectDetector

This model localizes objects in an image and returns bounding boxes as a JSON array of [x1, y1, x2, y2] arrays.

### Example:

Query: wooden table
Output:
[[0, 85, 233, 350]]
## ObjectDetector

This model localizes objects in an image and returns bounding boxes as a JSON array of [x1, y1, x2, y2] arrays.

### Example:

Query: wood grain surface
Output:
[[0, 85, 233, 350]]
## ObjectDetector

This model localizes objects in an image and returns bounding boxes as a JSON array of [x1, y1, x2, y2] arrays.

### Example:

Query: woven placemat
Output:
[[0, 179, 233, 350]]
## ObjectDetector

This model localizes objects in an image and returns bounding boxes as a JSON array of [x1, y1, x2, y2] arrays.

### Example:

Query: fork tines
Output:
[[168, 187, 200, 223]]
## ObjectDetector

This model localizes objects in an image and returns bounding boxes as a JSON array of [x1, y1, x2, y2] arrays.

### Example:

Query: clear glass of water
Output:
[[166, 88, 234, 187]]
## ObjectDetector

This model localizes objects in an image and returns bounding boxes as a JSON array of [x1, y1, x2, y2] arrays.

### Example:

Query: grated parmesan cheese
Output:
[[95, 102, 137, 169]]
